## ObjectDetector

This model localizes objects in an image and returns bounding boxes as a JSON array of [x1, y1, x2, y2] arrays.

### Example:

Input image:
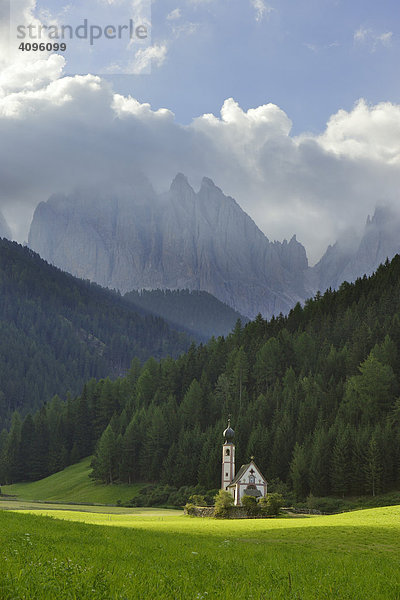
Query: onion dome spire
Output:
[[223, 418, 235, 443]]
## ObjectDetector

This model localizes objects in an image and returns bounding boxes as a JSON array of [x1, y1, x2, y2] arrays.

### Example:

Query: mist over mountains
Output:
[[28, 174, 400, 319], [29, 175, 312, 319], [0, 212, 11, 240], [311, 206, 400, 293]]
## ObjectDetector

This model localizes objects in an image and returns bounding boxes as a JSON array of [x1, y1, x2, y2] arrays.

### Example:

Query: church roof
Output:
[[228, 463, 250, 486], [227, 460, 267, 486]]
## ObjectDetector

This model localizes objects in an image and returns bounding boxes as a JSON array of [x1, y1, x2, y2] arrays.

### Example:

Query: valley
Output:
[[1, 504, 399, 599]]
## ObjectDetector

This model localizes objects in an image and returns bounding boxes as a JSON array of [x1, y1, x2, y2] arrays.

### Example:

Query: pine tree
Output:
[[363, 432, 384, 496], [309, 427, 331, 496], [290, 443, 309, 500], [330, 426, 352, 497], [19, 414, 35, 481], [91, 424, 119, 484], [253, 338, 281, 393]]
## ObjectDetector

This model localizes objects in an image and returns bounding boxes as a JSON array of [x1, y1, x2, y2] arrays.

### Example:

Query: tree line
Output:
[[0, 239, 191, 429], [3, 255, 400, 499]]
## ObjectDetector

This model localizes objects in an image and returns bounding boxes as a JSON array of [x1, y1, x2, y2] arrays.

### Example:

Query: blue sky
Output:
[[108, 0, 400, 133]]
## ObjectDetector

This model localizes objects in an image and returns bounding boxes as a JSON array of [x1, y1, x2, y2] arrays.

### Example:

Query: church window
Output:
[[225, 448, 230, 456], [225, 472, 228, 477], [249, 474, 255, 484]]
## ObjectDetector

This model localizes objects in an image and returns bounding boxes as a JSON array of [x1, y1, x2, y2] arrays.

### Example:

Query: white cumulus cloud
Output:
[[1, 0, 400, 263]]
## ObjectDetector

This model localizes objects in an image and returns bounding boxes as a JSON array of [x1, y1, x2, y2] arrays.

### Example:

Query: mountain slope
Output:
[[124, 289, 247, 340], [0, 239, 190, 427], [4, 252, 400, 498], [1, 457, 143, 504], [312, 206, 400, 292], [28, 175, 312, 319]]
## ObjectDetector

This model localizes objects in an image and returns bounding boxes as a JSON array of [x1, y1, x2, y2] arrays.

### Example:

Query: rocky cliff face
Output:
[[28, 174, 311, 319], [311, 206, 400, 292], [0, 212, 11, 239]]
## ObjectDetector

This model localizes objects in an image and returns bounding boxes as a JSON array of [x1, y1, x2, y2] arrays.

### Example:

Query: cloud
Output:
[[132, 44, 168, 73], [354, 26, 393, 51], [2, 65, 400, 264], [167, 8, 182, 21], [1, 1, 400, 262], [250, 0, 274, 22]]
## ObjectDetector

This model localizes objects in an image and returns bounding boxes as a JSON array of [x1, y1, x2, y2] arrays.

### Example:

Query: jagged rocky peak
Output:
[[28, 173, 311, 319], [311, 203, 400, 294], [366, 204, 400, 233], [170, 172, 192, 191], [200, 176, 220, 191], [273, 235, 308, 274]]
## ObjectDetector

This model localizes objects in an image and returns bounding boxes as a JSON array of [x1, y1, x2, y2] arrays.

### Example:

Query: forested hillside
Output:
[[0, 239, 190, 428], [3, 254, 400, 501], [124, 289, 247, 340]]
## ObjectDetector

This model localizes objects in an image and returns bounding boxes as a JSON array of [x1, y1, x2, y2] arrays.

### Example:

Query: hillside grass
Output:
[[1, 457, 143, 505], [1, 504, 400, 599]]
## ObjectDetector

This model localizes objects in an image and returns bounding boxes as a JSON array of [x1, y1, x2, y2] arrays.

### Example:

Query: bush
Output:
[[130, 484, 217, 508], [214, 490, 234, 518], [184, 502, 197, 516], [259, 493, 284, 516], [188, 494, 206, 506], [306, 494, 346, 514], [130, 484, 175, 507], [241, 494, 260, 516]]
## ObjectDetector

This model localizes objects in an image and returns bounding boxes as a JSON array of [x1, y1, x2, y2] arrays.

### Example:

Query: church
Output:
[[221, 420, 267, 505]]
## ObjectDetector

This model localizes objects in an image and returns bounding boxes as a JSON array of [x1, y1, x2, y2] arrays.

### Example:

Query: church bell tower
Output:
[[221, 419, 235, 490]]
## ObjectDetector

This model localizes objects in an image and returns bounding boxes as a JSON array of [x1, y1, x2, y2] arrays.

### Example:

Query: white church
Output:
[[221, 420, 267, 505]]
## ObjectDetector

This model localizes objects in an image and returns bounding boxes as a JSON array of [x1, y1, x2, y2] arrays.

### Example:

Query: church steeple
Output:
[[221, 419, 235, 490]]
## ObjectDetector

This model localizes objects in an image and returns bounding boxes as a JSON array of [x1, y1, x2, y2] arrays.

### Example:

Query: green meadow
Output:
[[1, 504, 400, 599], [1, 457, 143, 505]]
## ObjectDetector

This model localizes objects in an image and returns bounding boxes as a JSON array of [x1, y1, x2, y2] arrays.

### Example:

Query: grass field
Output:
[[1, 503, 400, 599], [1, 457, 143, 504]]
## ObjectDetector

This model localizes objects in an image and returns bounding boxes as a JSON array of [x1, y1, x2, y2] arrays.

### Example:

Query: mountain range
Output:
[[28, 175, 400, 319], [27, 175, 311, 319]]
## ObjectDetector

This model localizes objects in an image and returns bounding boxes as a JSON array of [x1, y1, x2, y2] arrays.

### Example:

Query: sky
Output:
[[1, 0, 400, 263], [116, 0, 400, 133]]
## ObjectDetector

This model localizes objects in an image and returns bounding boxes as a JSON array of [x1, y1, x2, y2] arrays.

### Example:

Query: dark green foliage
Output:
[[0, 239, 191, 429], [259, 493, 284, 516], [130, 484, 216, 507], [290, 444, 309, 501], [241, 494, 260, 516], [90, 425, 120, 485], [188, 494, 207, 506], [5, 252, 400, 501], [124, 289, 247, 340], [305, 495, 346, 514]]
